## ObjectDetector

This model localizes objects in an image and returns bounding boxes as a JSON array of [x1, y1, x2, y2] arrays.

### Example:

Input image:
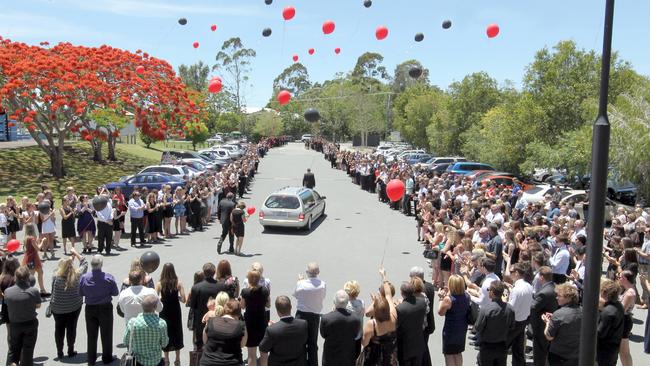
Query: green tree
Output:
[[178, 61, 210, 92], [442, 72, 502, 155], [185, 120, 210, 150], [272, 63, 311, 96], [214, 112, 241, 133], [140, 133, 156, 148], [213, 37, 256, 125], [90, 108, 130, 161], [351, 52, 390, 89], [391, 60, 429, 94], [392, 84, 442, 149], [252, 111, 284, 139]]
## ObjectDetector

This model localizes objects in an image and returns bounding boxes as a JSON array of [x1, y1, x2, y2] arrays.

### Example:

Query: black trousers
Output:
[[296, 310, 320, 366], [194, 322, 206, 350], [137, 360, 164, 366], [219, 221, 234, 251], [399, 355, 423, 366], [422, 333, 432, 366], [532, 329, 550, 366], [96, 221, 113, 254], [54, 307, 82, 354], [130, 217, 145, 245], [402, 194, 412, 215], [507, 320, 528, 366], [7, 319, 38, 366], [548, 352, 579, 366], [596, 348, 619, 366], [85, 303, 114, 365], [478, 342, 507, 366]]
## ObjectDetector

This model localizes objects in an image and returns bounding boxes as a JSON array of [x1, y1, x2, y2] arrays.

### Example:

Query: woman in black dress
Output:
[[145, 192, 160, 243], [240, 270, 270, 366], [230, 202, 246, 255], [156, 263, 186, 366], [59, 197, 76, 255], [5, 196, 21, 240], [200, 299, 247, 366]]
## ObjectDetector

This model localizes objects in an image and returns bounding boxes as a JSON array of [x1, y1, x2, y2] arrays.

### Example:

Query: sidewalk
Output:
[[0, 139, 38, 149]]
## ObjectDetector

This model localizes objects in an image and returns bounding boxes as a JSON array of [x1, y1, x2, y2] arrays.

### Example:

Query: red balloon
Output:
[[282, 6, 295, 20], [135, 65, 145, 74], [486, 23, 500, 38], [292, 54, 299, 62], [27, 125, 36, 132], [386, 179, 405, 202], [211, 24, 217, 32], [322, 20, 335, 35], [247, 206, 256, 215], [334, 47, 341, 54], [193, 41, 200, 48], [208, 80, 222, 93], [277, 90, 291, 105], [6, 239, 20, 253], [375, 25, 389, 40], [7, 122, 15, 127], [308, 48, 315, 55]]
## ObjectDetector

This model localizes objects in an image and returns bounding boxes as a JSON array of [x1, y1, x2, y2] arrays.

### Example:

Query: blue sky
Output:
[[2, 0, 649, 107]]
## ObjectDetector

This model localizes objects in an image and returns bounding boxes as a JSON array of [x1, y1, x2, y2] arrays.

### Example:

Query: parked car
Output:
[[138, 165, 197, 180], [406, 153, 433, 165], [197, 151, 231, 166], [479, 175, 535, 191], [179, 158, 219, 172], [219, 145, 242, 159], [375, 143, 395, 156], [259, 186, 326, 231], [430, 163, 452, 173], [560, 190, 633, 224], [416, 156, 467, 170], [105, 173, 186, 198], [520, 184, 572, 204], [301, 134, 312, 143], [207, 147, 234, 160], [446, 162, 495, 176]]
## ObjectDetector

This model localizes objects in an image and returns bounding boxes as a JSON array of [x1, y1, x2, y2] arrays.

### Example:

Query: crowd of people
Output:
[[316, 137, 650, 365], [1, 136, 649, 366]]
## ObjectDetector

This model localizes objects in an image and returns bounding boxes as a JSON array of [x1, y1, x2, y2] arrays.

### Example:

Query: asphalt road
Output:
[[1, 142, 647, 365]]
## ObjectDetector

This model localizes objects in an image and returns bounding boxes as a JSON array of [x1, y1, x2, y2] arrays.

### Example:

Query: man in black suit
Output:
[[396, 281, 427, 366], [474, 280, 515, 366], [217, 192, 236, 254], [410, 267, 435, 366], [260, 296, 309, 366], [188, 263, 222, 350], [302, 169, 316, 189], [530, 266, 558, 366], [320, 290, 359, 366]]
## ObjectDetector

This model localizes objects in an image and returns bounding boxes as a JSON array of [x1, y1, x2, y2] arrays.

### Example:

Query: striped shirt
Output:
[[124, 313, 168, 366], [50, 257, 89, 314]]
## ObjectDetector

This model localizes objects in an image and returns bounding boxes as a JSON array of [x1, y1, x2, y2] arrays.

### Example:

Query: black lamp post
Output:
[[579, 0, 615, 365]]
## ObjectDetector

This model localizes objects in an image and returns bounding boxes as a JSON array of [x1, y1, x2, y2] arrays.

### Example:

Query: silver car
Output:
[[259, 187, 326, 231]]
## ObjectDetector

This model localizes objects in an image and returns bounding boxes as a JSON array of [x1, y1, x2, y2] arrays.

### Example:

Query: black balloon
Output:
[[414, 33, 424, 42], [140, 251, 161, 273], [265, 0, 273, 4], [262, 28, 272, 37], [363, 0, 372, 8], [178, 18, 187, 25], [92, 195, 109, 211], [442, 20, 452, 29], [408, 66, 423, 79], [304, 108, 320, 122], [38, 201, 51, 215]]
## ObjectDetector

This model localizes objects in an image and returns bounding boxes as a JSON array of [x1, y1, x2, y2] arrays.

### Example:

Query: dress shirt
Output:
[[550, 245, 570, 275], [95, 198, 113, 223], [79, 269, 119, 305], [639, 239, 650, 265], [124, 313, 169, 366], [128, 198, 146, 219], [471, 272, 499, 308], [293, 277, 326, 314], [118, 285, 163, 323], [508, 279, 534, 322]]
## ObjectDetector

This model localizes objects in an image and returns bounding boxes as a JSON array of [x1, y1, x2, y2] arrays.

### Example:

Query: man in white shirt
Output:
[[506, 263, 534, 366], [293, 262, 326, 366], [547, 234, 571, 284], [94, 190, 113, 255], [118, 271, 162, 324], [469, 258, 499, 309], [571, 220, 587, 243]]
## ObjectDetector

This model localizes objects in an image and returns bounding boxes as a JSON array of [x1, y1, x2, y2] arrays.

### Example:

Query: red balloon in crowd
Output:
[[486, 23, 500, 38], [247, 206, 256, 215], [193, 41, 200, 48], [282, 6, 296, 20], [277, 90, 291, 105], [375, 25, 389, 40], [386, 179, 405, 202], [211, 24, 217, 32], [135, 65, 145, 74], [208, 79, 222, 93], [6, 239, 20, 253], [334, 47, 341, 54], [322, 20, 335, 35], [308, 48, 315, 55]]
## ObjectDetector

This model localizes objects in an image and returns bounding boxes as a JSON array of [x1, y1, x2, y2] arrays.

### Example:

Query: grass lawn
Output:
[[0, 143, 159, 204]]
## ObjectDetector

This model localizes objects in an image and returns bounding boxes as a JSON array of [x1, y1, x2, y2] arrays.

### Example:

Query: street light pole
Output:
[[579, 0, 615, 365]]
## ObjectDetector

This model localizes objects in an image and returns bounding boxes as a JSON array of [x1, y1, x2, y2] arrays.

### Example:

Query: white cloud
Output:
[[0, 11, 106, 41], [55, 0, 265, 18]]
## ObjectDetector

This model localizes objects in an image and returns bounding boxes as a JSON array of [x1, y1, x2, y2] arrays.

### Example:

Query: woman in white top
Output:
[[344, 280, 365, 358], [39, 201, 56, 260]]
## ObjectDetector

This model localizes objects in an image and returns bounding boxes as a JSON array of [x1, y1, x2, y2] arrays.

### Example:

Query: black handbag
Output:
[[423, 248, 439, 260], [120, 324, 137, 366]]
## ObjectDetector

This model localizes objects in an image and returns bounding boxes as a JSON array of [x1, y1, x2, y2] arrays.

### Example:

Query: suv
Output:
[[446, 162, 495, 176], [259, 187, 326, 231], [138, 165, 196, 180]]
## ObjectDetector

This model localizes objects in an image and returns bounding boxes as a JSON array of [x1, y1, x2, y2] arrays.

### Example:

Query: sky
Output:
[[1, 0, 649, 108]]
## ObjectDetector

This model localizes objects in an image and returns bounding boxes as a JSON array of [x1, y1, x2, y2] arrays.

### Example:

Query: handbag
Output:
[[120, 324, 137, 366], [45, 304, 52, 318], [423, 248, 439, 260]]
